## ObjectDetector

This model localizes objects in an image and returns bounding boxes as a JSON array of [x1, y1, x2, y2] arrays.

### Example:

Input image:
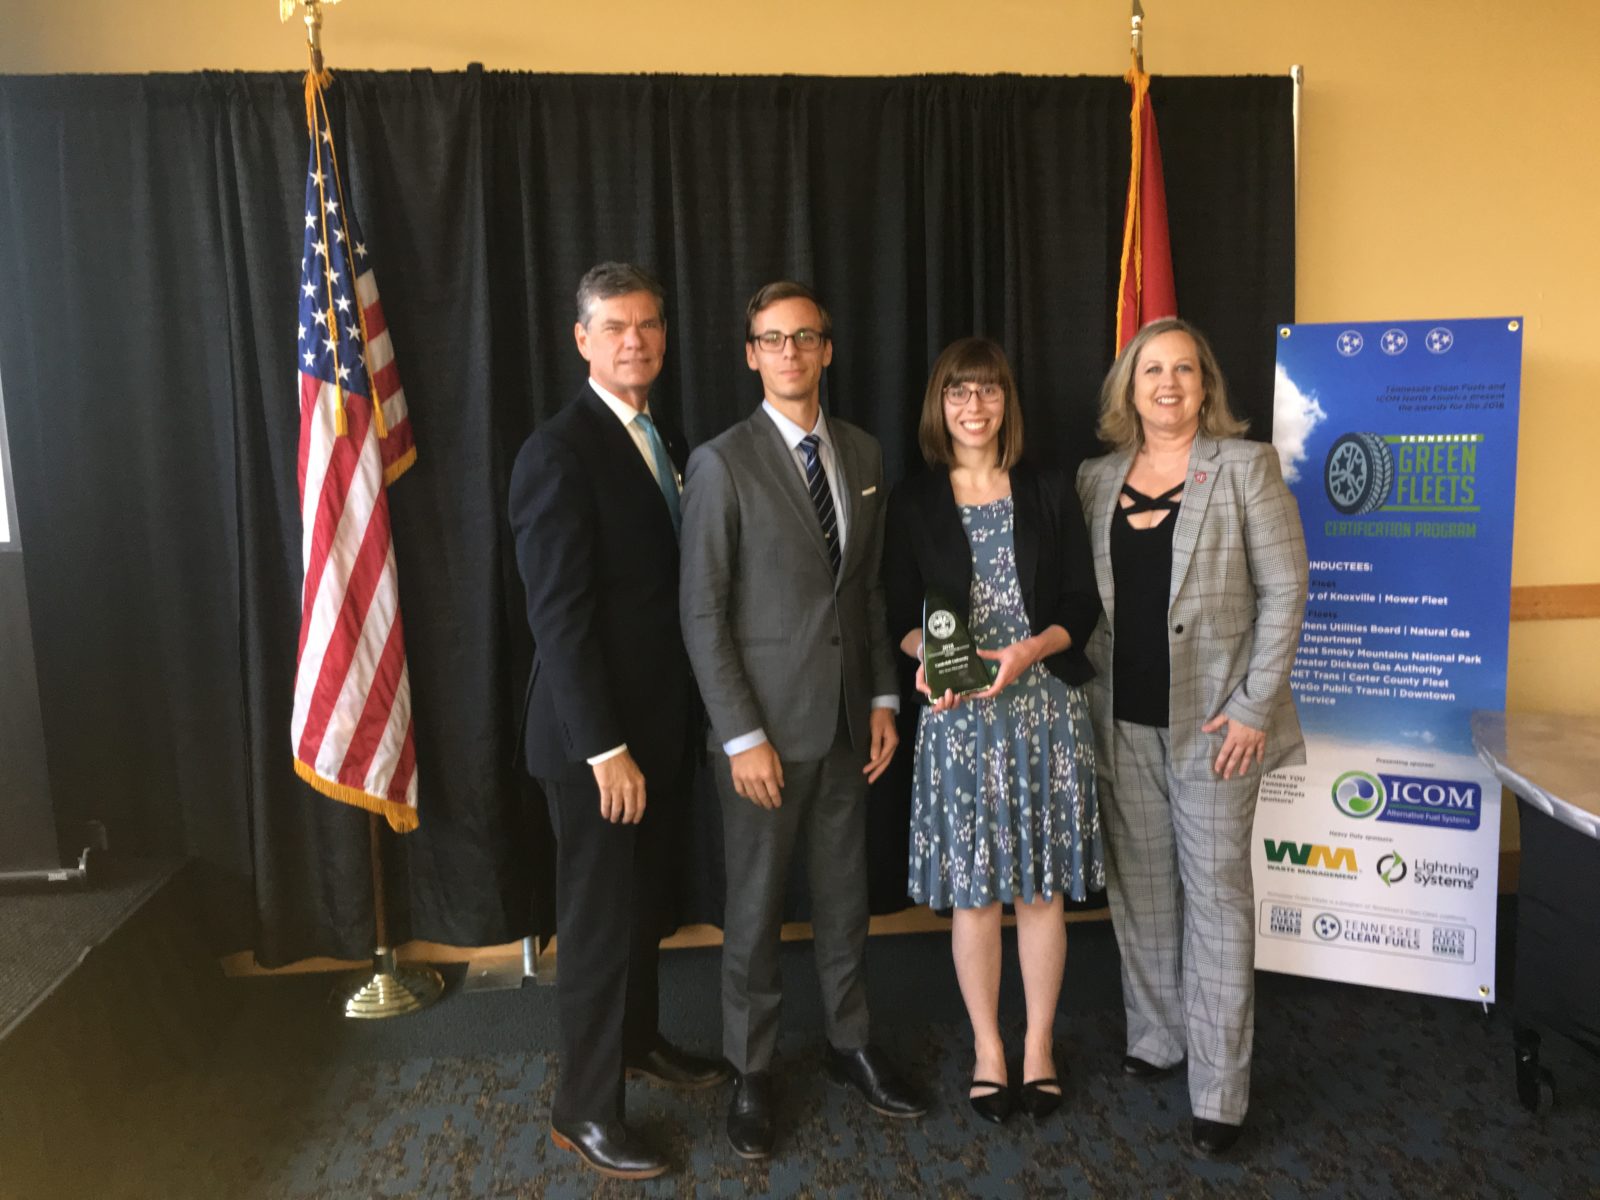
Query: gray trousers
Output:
[[716, 727, 871, 1073], [1102, 719, 1261, 1124]]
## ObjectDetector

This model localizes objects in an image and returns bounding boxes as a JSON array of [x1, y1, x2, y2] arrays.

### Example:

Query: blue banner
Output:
[[1255, 317, 1521, 1003]]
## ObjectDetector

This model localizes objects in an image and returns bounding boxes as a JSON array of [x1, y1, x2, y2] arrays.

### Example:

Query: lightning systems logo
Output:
[[1377, 851, 1407, 886]]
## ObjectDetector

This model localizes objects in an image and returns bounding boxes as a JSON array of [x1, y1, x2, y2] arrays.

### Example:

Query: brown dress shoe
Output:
[[625, 1039, 731, 1090], [549, 1119, 667, 1180]]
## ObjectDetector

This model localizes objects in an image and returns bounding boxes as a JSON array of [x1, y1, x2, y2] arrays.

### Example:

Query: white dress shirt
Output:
[[589, 378, 681, 493], [760, 399, 850, 556]]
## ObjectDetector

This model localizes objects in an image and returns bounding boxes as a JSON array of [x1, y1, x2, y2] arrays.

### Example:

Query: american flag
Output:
[[291, 82, 420, 833]]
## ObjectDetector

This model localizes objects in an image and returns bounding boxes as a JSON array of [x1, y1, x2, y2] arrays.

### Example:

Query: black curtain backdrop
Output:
[[0, 71, 1293, 965]]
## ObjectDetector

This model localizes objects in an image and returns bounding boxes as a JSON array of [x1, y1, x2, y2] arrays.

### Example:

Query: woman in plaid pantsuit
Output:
[[1077, 318, 1308, 1157]]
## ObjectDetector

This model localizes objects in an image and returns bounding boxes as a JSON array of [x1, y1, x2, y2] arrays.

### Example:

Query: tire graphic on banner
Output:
[[1324, 432, 1394, 515]]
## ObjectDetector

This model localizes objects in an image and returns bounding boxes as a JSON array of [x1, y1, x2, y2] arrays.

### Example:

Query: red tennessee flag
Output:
[[291, 77, 420, 833], [1115, 64, 1177, 351]]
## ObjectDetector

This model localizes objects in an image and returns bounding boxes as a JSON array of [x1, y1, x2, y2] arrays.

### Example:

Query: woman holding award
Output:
[[883, 337, 1104, 1125], [1076, 319, 1307, 1157]]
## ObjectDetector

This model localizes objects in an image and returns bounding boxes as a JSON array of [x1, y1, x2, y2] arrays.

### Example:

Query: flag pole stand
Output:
[[333, 813, 444, 1019]]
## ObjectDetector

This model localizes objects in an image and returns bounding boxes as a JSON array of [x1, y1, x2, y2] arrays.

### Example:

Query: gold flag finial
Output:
[[1131, 0, 1146, 73], [280, 0, 343, 78]]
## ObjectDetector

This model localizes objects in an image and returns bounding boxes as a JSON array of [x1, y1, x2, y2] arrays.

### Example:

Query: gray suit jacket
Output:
[[1076, 435, 1309, 784], [680, 408, 897, 762]]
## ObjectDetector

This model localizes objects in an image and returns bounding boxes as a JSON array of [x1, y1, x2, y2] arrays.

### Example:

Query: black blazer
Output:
[[883, 461, 1100, 687], [508, 387, 695, 782]]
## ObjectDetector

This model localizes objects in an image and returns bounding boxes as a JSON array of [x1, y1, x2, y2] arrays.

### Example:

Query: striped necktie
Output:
[[632, 412, 681, 537], [798, 434, 841, 576]]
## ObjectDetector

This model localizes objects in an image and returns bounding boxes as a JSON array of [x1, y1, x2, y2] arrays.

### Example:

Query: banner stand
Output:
[[1258, 317, 1522, 1006], [0, 362, 89, 886]]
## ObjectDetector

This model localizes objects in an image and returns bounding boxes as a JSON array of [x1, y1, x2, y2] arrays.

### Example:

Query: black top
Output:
[[883, 461, 1101, 688], [1110, 482, 1182, 726]]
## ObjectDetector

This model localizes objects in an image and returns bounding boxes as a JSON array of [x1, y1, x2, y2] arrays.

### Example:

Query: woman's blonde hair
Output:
[[917, 337, 1025, 470], [1096, 317, 1248, 452]]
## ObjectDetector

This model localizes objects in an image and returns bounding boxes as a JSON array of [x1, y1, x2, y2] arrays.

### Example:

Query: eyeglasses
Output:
[[943, 383, 1005, 406], [750, 328, 826, 353]]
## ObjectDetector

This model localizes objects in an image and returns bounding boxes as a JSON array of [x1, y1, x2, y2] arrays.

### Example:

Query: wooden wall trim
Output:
[[1510, 583, 1600, 622], [221, 907, 1113, 976]]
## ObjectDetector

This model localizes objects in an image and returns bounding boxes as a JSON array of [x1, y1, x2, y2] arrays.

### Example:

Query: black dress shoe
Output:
[[625, 1040, 731, 1090], [1019, 1078, 1064, 1120], [1122, 1054, 1182, 1079], [1191, 1117, 1243, 1157], [967, 1079, 1013, 1125], [824, 1044, 928, 1118], [726, 1071, 775, 1160], [549, 1120, 667, 1180]]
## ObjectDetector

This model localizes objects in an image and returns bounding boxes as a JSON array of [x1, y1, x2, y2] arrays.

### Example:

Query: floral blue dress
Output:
[[908, 495, 1105, 909]]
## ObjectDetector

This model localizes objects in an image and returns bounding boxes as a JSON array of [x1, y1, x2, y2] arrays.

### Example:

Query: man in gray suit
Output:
[[680, 281, 925, 1159]]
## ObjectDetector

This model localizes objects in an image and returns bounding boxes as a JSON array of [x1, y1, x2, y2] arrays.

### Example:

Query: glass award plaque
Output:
[[922, 587, 996, 698]]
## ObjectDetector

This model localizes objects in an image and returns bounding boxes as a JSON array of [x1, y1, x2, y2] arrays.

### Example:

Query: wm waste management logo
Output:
[[1262, 841, 1358, 878], [1331, 770, 1481, 832]]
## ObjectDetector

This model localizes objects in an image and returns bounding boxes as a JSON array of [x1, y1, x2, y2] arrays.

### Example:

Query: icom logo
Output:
[[1331, 771, 1482, 833], [1332, 771, 1386, 818]]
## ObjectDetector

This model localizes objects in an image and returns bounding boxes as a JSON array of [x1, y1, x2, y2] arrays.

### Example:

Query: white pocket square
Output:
[[860, 485, 877, 496]]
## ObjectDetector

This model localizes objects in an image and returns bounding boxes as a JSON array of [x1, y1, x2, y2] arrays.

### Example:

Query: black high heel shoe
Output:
[[1191, 1117, 1242, 1156], [967, 1079, 1013, 1125], [1019, 1077, 1064, 1119]]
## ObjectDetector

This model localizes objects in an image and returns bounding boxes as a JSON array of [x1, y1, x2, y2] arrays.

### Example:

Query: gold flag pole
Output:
[[280, 0, 338, 77], [335, 813, 444, 1018], [281, 0, 444, 1019], [1131, 0, 1145, 72]]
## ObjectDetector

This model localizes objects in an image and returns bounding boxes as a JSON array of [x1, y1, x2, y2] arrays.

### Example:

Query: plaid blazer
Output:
[[1076, 435, 1309, 783]]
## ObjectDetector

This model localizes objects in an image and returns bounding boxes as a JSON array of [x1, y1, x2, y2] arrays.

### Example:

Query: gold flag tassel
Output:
[[1114, 0, 1150, 349], [1114, 53, 1150, 345], [291, 1, 347, 436], [308, 83, 390, 443]]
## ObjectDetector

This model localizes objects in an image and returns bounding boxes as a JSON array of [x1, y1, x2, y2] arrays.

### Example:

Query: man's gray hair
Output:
[[575, 262, 666, 326]]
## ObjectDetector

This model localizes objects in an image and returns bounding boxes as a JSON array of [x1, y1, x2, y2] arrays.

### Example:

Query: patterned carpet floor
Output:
[[50, 921, 1600, 1199]]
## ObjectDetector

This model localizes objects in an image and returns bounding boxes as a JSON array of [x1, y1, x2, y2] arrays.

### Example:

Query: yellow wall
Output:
[[5, 0, 1598, 718]]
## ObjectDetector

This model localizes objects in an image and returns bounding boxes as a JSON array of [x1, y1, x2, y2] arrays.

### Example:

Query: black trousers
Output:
[[539, 760, 683, 1125]]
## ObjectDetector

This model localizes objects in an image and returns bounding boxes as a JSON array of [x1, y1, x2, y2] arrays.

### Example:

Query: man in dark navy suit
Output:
[[509, 262, 726, 1181]]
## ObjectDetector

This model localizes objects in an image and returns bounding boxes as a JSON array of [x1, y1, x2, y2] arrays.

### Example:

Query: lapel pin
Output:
[[1194, 471, 1208, 484]]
